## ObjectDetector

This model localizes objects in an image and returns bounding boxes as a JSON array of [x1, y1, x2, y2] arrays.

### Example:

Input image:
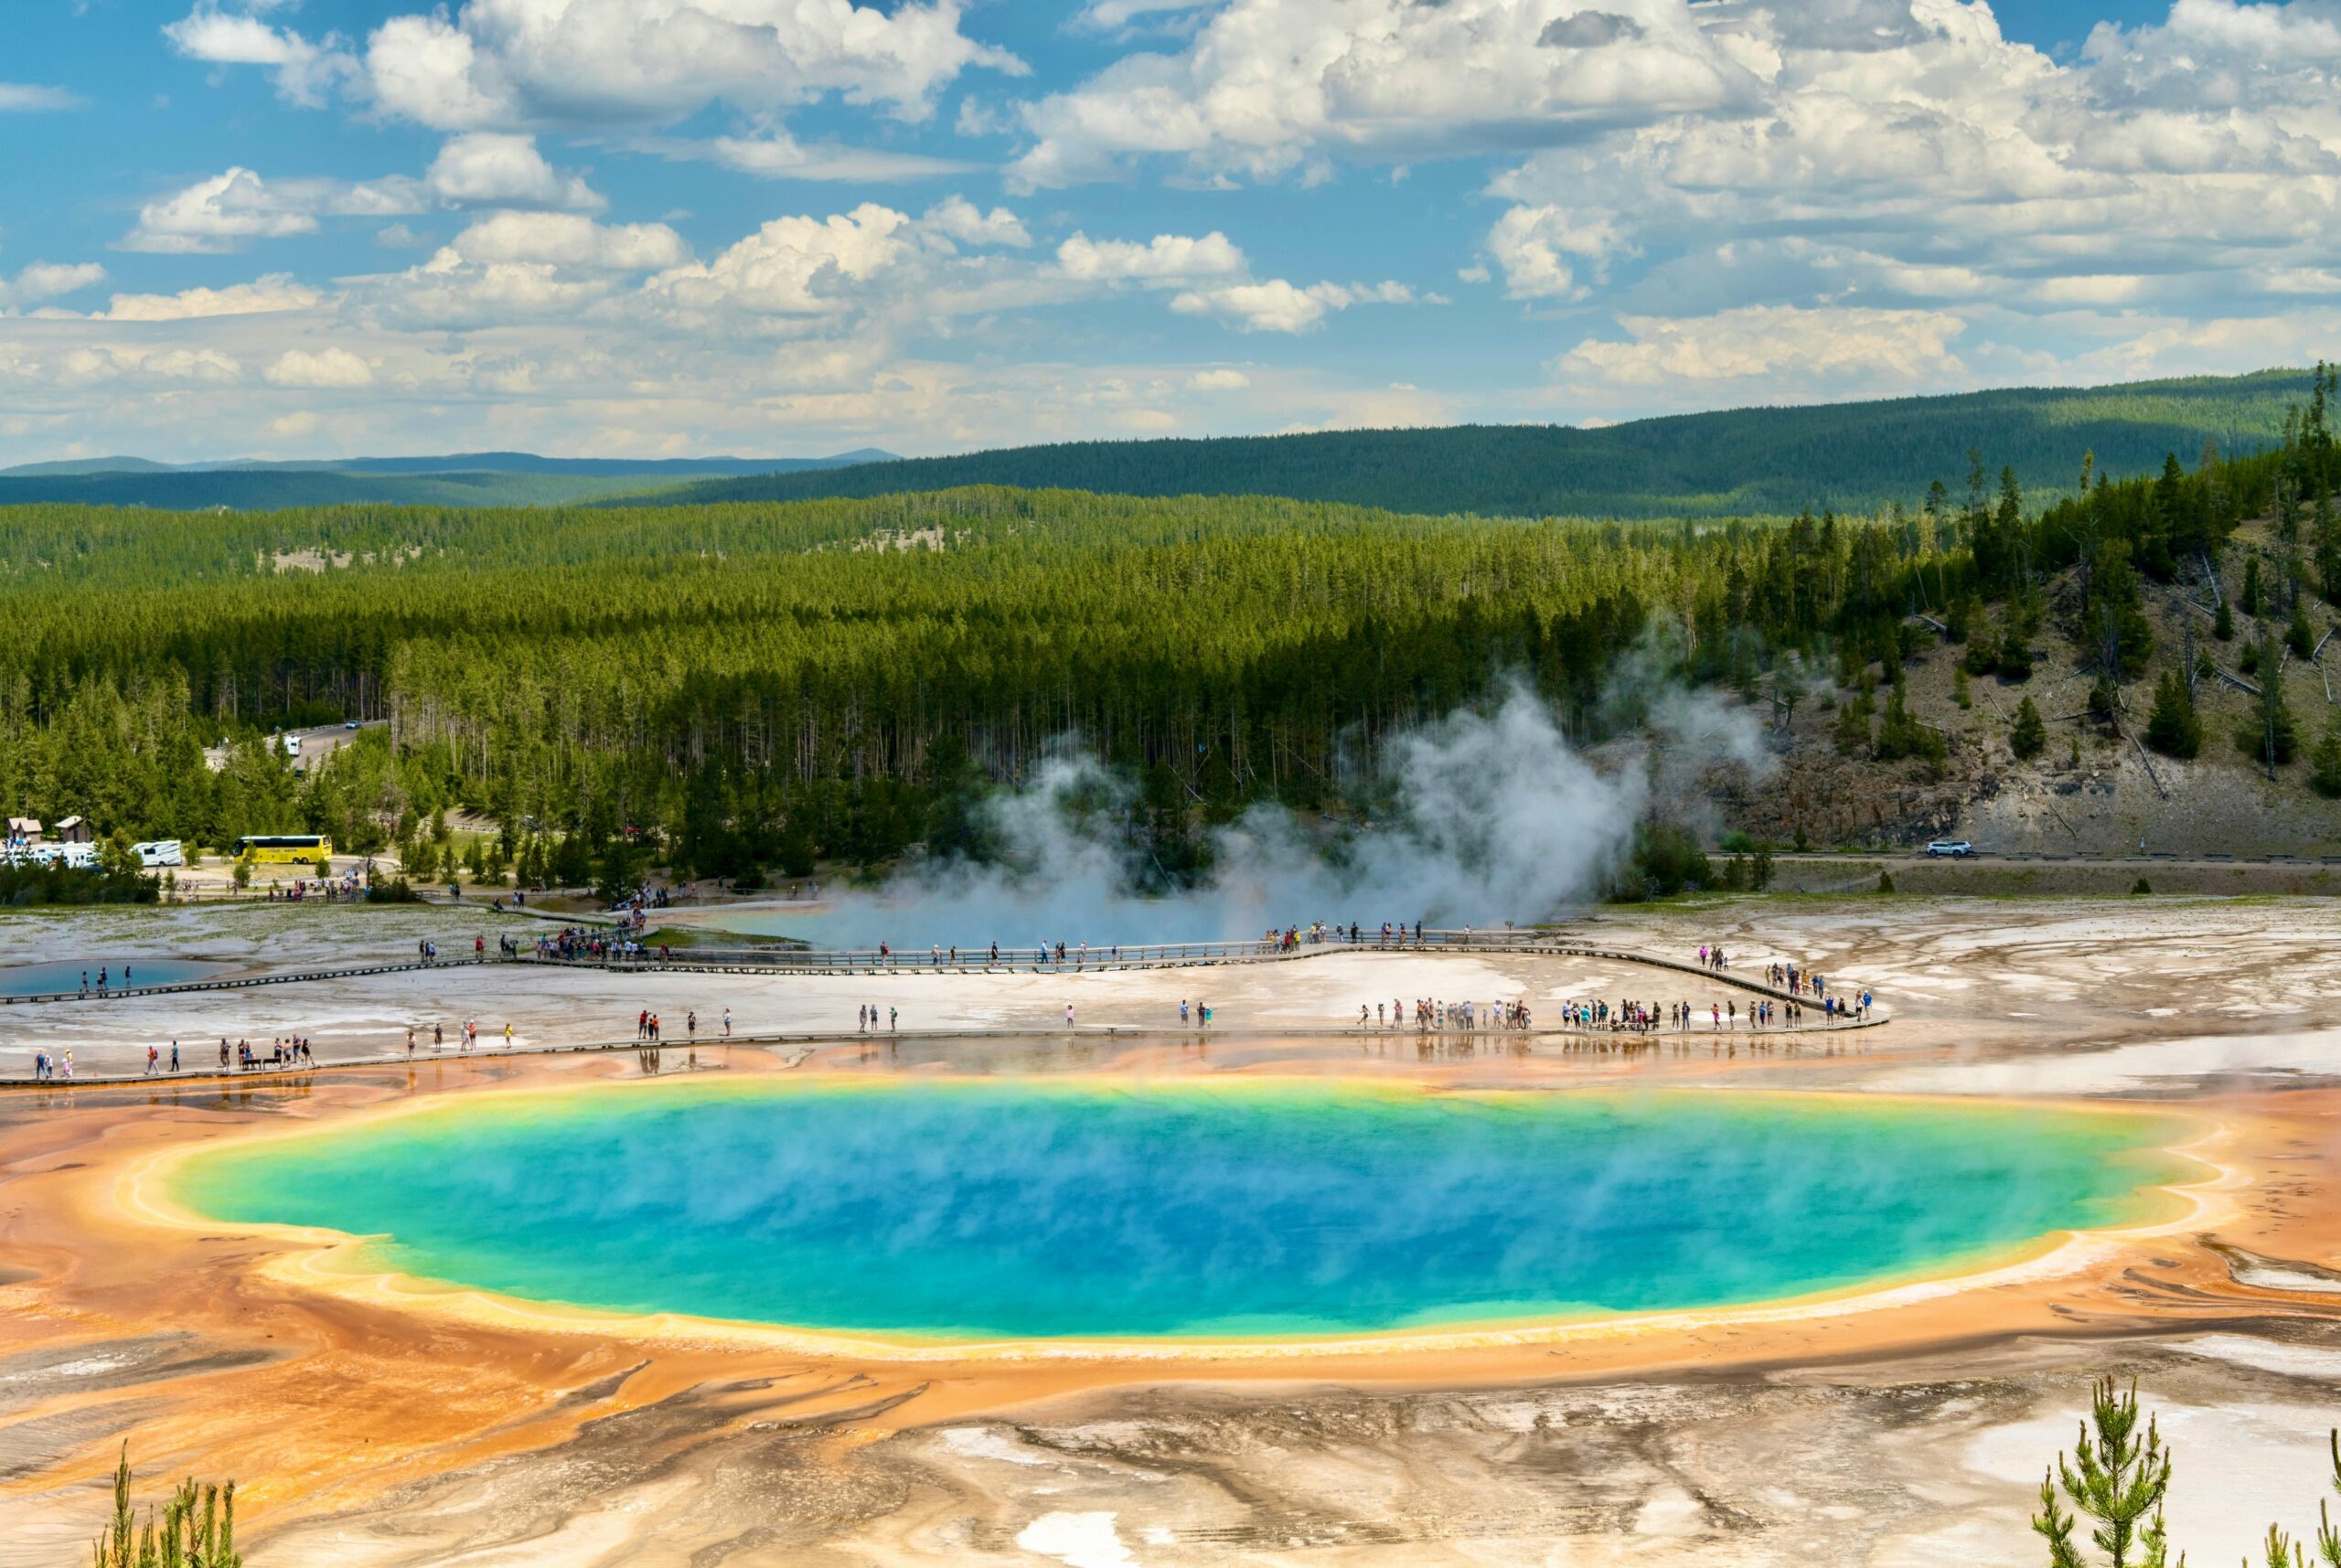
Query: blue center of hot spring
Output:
[[175, 1081, 2179, 1340]]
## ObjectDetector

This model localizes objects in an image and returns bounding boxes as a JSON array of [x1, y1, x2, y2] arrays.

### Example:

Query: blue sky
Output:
[[1, 0, 2336, 463]]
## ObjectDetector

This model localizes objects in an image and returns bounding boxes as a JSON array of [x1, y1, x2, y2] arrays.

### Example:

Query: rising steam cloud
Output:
[[815, 675, 1768, 948]]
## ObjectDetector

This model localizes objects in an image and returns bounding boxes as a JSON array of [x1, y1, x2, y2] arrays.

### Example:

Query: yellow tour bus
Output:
[[230, 834, 334, 865]]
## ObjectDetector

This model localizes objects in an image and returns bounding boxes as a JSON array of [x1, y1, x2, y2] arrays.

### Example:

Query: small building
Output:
[[5, 817, 40, 843], [52, 816, 91, 844]]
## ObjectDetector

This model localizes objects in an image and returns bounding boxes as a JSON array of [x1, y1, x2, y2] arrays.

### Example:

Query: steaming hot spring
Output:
[[166, 1078, 2186, 1345]]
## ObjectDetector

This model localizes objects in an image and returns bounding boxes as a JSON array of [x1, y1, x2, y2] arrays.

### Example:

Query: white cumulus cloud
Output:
[[923, 196, 1032, 250], [1057, 230, 1245, 282], [1003, 0, 1756, 188], [164, 2, 358, 108], [1553, 304, 1969, 394], [647, 203, 911, 315], [443, 212, 689, 270], [359, 0, 1025, 133], [1170, 278, 1415, 333], [102, 275, 324, 321], [1485, 205, 1630, 300], [424, 133, 603, 210], [0, 263, 108, 312], [263, 347, 376, 388], [121, 167, 426, 253]]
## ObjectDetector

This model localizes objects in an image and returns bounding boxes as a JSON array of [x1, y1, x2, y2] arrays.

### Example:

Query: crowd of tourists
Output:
[[1355, 953, 1876, 1035], [217, 1036, 315, 1070], [267, 873, 368, 902], [535, 927, 657, 963]]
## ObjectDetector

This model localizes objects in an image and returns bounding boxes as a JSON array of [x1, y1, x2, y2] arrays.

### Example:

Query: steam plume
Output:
[[814, 676, 1767, 948]]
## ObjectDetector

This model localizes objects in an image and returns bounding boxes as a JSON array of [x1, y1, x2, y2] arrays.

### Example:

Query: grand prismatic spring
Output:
[[168, 1080, 2189, 1343], [8, 900, 2341, 1566]]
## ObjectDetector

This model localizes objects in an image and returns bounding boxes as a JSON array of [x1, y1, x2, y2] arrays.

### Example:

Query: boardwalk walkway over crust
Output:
[[0, 933, 1882, 1089]]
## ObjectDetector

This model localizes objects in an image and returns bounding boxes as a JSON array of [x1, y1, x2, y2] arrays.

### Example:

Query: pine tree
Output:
[[2143, 671, 2201, 760], [1875, 682, 1945, 767], [2031, 1378, 2176, 1568], [1964, 622, 2002, 676], [93, 1443, 241, 1568], [1834, 694, 1873, 757], [2012, 696, 2047, 760], [2239, 632, 2299, 770], [2313, 720, 2341, 798]]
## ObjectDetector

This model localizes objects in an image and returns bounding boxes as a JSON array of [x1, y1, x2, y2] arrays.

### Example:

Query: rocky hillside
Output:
[[1731, 514, 2341, 856]]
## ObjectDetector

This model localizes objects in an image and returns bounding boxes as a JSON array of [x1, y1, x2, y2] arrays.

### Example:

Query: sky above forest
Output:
[[1, 0, 2336, 463]]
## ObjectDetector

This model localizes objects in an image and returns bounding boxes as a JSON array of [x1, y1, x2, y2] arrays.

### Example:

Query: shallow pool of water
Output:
[[175, 1081, 2186, 1341], [0, 958, 223, 996]]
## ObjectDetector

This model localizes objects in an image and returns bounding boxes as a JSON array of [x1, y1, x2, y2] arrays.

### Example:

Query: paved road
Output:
[[1770, 850, 2341, 868], [201, 718, 385, 773]]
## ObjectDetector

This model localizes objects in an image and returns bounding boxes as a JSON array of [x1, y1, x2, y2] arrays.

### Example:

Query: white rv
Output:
[[133, 839, 186, 868]]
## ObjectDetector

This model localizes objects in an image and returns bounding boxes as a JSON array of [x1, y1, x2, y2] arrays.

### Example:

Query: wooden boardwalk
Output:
[[0, 933, 1880, 1088]]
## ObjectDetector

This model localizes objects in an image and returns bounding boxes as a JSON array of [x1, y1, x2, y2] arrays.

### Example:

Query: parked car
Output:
[[1925, 839, 1973, 858], [132, 839, 186, 869]]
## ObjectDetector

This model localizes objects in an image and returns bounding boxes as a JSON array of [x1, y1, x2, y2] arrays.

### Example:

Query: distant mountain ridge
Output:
[[0, 448, 893, 479], [0, 456, 177, 478], [626, 370, 2317, 520], [0, 448, 897, 510], [3, 368, 2320, 517]]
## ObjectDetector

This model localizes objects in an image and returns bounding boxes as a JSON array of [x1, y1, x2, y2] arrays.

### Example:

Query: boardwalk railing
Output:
[[0, 932, 1857, 1016], [0, 932, 1878, 1089], [0, 955, 497, 1007], [519, 931, 1848, 1010]]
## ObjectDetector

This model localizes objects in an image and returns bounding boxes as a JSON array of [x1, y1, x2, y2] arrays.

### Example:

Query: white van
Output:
[[59, 843, 97, 869], [133, 839, 186, 868]]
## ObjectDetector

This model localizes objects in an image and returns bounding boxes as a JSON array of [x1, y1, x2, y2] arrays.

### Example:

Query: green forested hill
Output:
[[0, 449, 894, 511], [0, 468, 669, 510], [631, 370, 2315, 518], [0, 402, 2324, 882]]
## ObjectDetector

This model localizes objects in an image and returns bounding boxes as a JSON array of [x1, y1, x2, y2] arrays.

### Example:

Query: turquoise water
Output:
[[0, 958, 220, 995], [174, 1082, 2183, 1341]]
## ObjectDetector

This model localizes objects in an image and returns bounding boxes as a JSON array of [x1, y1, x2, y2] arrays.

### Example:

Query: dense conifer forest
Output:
[[3, 367, 2336, 891], [636, 370, 2314, 519]]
